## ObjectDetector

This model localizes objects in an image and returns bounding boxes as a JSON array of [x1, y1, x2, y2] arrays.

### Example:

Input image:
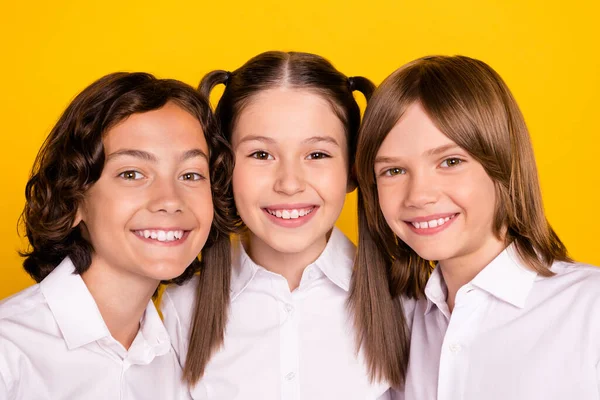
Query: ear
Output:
[[72, 204, 84, 228]]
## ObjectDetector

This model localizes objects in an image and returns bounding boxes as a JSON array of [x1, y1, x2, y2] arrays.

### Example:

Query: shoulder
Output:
[[535, 260, 600, 308], [547, 260, 600, 288], [161, 275, 199, 325], [0, 284, 46, 323]]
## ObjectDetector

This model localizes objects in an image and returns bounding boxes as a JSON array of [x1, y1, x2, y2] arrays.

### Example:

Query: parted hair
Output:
[[178, 51, 376, 385], [349, 55, 571, 388]]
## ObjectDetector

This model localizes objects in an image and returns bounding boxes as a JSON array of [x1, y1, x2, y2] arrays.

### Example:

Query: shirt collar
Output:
[[40, 257, 171, 355], [40, 257, 111, 350], [312, 227, 354, 291], [423, 244, 538, 314], [470, 243, 538, 308], [424, 266, 448, 315], [229, 227, 355, 299]]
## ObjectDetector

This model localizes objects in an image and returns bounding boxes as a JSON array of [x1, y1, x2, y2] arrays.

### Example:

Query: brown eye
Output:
[[118, 170, 144, 180], [307, 152, 330, 160], [251, 151, 273, 160], [440, 158, 463, 168], [180, 172, 204, 181]]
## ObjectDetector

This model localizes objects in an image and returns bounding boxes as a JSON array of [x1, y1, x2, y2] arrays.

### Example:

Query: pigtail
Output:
[[348, 190, 410, 388], [348, 76, 376, 101], [199, 70, 231, 100]]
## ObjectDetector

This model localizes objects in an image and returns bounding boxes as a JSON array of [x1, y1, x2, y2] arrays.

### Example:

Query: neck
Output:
[[439, 236, 507, 312], [81, 258, 158, 349], [244, 230, 330, 291]]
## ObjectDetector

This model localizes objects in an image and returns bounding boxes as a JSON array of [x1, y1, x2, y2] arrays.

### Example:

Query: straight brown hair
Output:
[[180, 51, 375, 385], [349, 55, 570, 388]]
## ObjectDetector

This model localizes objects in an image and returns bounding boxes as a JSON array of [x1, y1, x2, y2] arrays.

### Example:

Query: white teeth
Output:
[[267, 207, 314, 220], [410, 215, 456, 230], [136, 230, 185, 242]]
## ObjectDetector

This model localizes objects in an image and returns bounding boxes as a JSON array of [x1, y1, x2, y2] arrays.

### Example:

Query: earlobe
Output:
[[72, 207, 84, 228]]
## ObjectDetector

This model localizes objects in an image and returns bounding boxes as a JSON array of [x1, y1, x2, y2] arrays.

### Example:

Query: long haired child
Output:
[[160, 51, 396, 399], [351, 55, 599, 399]]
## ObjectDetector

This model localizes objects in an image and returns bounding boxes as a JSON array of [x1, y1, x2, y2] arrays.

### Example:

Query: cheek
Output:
[[376, 183, 399, 221], [453, 169, 497, 220], [187, 186, 214, 221]]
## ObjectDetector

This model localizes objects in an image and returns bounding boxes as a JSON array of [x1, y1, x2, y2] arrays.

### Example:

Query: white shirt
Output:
[[162, 228, 391, 399], [0, 257, 191, 400], [398, 245, 600, 400]]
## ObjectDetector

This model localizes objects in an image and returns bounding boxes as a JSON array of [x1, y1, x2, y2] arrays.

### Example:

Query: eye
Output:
[[383, 167, 405, 176], [306, 152, 330, 160], [180, 172, 205, 181], [250, 151, 273, 160], [440, 158, 463, 168], [118, 170, 145, 180]]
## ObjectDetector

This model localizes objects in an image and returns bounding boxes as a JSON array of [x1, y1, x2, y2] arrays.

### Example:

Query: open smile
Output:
[[262, 205, 319, 227], [132, 229, 190, 245], [404, 213, 459, 235]]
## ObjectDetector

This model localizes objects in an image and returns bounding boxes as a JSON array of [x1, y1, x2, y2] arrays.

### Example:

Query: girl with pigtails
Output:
[[161, 51, 394, 399]]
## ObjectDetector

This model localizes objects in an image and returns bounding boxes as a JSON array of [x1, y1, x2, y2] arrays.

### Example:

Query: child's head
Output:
[[349, 55, 569, 387], [357, 55, 568, 280], [200, 51, 374, 255], [21, 72, 233, 284]]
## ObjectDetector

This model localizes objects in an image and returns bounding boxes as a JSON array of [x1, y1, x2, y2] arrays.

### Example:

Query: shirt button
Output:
[[449, 343, 462, 354], [285, 372, 296, 381], [284, 303, 294, 313]]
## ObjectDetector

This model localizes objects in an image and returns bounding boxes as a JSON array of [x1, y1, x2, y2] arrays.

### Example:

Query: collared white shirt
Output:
[[397, 245, 600, 400], [162, 228, 391, 399], [0, 257, 191, 400]]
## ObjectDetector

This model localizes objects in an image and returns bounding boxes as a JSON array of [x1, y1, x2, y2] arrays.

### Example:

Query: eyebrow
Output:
[[236, 135, 276, 146], [424, 143, 461, 157], [105, 148, 209, 163], [236, 135, 340, 147], [303, 136, 340, 147], [374, 143, 462, 164]]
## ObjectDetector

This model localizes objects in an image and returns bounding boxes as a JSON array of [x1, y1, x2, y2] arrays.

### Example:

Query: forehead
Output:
[[232, 87, 346, 145], [377, 102, 455, 157], [104, 102, 208, 152]]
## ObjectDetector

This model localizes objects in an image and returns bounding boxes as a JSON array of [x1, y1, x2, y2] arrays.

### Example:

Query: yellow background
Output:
[[1, 0, 598, 299]]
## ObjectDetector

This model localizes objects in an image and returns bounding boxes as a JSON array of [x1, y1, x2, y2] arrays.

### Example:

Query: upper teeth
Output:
[[134, 230, 184, 241], [411, 215, 455, 229], [266, 207, 314, 219]]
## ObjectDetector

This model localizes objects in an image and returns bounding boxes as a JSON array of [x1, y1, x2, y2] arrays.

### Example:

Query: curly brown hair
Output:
[[20, 71, 236, 284]]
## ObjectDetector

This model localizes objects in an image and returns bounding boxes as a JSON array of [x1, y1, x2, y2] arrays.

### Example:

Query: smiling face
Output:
[[75, 102, 213, 285], [231, 87, 350, 259], [374, 102, 503, 267]]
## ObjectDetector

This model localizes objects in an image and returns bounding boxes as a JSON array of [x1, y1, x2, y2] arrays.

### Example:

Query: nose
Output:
[[273, 159, 305, 195], [403, 171, 438, 209], [148, 177, 184, 213]]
